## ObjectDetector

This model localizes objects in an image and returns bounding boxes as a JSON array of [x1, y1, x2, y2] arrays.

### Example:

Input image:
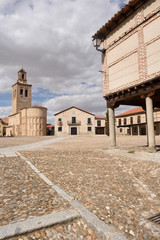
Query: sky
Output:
[[0, 0, 133, 124]]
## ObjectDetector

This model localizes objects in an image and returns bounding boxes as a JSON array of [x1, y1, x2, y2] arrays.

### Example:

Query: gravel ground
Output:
[[0, 156, 71, 226], [21, 136, 160, 240]]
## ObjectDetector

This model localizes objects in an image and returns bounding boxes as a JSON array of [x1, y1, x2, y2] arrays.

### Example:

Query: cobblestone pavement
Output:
[[0, 156, 71, 226], [21, 136, 160, 240], [8, 218, 100, 240]]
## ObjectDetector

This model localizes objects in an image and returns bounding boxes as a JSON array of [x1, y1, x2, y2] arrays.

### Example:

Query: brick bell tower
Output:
[[12, 68, 32, 114]]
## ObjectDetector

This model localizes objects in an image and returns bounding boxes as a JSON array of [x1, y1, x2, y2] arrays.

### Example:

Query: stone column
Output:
[[109, 107, 116, 147], [145, 97, 155, 148], [145, 113, 149, 146]]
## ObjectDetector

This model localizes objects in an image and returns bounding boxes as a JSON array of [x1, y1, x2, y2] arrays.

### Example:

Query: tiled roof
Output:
[[2, 117, 9, 125], [22, 105, 47, 109], [47, 124, 54, 128], [116, 107, 144, 117], [18, 68, 26, 73], [54, 106, 95, 116], [92, 0, 148, 39], [32, 104, 42, 108], [95, 116, 106, 120]]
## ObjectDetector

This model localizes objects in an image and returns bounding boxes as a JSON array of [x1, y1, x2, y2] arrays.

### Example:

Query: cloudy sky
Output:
[[0, 0, 132, 123]]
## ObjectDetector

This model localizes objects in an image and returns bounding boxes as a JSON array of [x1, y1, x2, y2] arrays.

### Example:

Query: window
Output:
[[72, 117, 76, 124], [120, 128, 122, 133], [58, 118, 62, 121], [97, 120, 101, 126], [58, 127, 62, 132], [137, 116, 141, 124], [88, 118, 91, 124], [25, 89, 28, 97], [124, 118, 127, 125], [130, 117, 133, 124], [88, 127, 92, 131], [22, 74, 24, 79], [20, 89, 23, 95], [118, 119, 121, 126]]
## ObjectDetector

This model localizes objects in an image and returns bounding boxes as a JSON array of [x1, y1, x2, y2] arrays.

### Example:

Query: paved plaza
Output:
[[0, 135, 160, 240]]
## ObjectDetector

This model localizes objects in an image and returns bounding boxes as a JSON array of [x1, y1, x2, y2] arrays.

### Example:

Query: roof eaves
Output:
[[54, 106, 95, 116], [92, 0, 148, 39]]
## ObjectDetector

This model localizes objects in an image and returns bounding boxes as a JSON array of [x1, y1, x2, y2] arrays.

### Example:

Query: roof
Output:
[[2, 117, 8, 125], [116, 107, 144, 117], [18, 68, 26, 73], [95, 116, 106, 120], [47, 124, 54, 128], [54, 106, 95, 116], [92, 0, 148, 39], [22, 105, 47, 110]]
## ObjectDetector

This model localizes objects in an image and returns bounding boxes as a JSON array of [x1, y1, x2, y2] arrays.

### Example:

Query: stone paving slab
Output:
[[20, 136, 160, 240], [0, 209, 79, 239], [0, 136, 56, 148], [0, 137, 68, 156], [102, 149, 160, 163], [7, 218, 102, 240]]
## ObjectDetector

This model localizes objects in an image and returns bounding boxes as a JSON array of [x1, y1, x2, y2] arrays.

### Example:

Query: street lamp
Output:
[[92, 37, 105, 53]]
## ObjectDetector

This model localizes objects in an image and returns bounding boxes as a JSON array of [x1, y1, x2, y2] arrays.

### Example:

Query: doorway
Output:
[[71, 127, 77, 135]]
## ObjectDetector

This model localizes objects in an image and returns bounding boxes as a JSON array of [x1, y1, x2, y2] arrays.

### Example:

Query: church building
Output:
[[6, 69, 47, 136]]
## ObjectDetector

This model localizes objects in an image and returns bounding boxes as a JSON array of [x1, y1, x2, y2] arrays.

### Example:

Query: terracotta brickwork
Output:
[[102, 0, 160, 96]]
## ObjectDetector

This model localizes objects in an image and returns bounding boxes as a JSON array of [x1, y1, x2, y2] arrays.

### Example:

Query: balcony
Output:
[[67, 120, 81, 126]]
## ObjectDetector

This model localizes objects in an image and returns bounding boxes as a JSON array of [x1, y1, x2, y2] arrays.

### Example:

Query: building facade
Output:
[[0, 119, 8, 137], [54, 106, 106, 136], [46, 124, 54, 135], [93, 0, 160, 147], [95, 116, 106, 135], [6, 69, 47, 136], [116, 107, 160, 136]]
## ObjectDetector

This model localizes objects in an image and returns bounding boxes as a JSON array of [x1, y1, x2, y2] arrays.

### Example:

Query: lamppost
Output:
[[92, 36, 105, 53]]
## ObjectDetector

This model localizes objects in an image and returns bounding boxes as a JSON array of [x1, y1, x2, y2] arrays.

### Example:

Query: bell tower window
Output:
[[22, 74, 24, 79], [25, 89, 28, 97], [20, 89, 23, 95]]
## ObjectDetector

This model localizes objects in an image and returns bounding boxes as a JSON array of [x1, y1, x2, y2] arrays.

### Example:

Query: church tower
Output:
[[12, 68, 32, 114]]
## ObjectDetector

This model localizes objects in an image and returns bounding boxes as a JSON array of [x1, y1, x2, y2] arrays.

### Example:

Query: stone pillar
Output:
[[109, 108, 116, 147], [145, 113, 149, 146], [145, 97, 155, 148]]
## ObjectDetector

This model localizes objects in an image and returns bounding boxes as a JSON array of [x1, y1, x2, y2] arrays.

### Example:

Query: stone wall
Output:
[[7, 106, 47, 136]]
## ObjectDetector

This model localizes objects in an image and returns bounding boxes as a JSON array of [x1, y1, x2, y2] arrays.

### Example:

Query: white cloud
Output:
[[44, 92, 107, 124], [0, 0, 130, 120], [0, 106, 12, 118]]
